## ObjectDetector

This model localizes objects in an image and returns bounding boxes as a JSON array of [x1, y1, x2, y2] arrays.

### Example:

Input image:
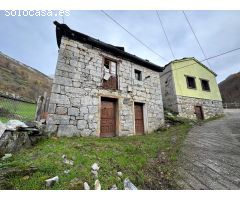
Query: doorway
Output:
[[134, 103, 144, 135], [100, 97, 117, 137], [194, 105, 204, 120]]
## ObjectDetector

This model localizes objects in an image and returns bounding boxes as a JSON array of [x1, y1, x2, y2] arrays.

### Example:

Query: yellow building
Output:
[[160, 57, 223, 119]]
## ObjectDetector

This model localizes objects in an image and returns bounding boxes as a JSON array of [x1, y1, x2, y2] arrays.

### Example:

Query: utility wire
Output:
[[160, 47, 240, 77], [202, 47, 240, 61], [182, 11, 212, 69], [101, 10, 169, 62], [156, 11, 175, 59]]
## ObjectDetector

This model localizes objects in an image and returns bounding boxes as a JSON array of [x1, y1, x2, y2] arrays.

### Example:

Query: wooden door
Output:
[[100, 99, 116, 137], [194, 106, 204, 120], [134, 103, 144, 135]]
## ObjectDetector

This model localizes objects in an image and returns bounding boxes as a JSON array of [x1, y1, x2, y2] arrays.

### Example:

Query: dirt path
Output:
[[178, 109, 240, 189]]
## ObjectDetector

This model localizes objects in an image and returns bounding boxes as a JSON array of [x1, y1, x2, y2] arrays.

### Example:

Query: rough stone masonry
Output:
[[47, 23, 164, 137]]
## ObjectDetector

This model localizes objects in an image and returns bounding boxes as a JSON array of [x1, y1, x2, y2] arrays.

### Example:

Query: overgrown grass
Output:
[[0, 99, 36, 122], [0, 124, 192, 190]]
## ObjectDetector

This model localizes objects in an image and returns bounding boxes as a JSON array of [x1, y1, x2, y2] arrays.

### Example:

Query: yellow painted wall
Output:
[[172, 59, 222, 101]]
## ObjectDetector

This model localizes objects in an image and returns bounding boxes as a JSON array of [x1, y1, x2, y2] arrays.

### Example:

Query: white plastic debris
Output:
[[91, 170, 98, 178], [64, 169, 70, 174], [6, 120, 28, 131], [91, 163, 100, 171], [117, 171, 123, 177], [1, 153, 12, 160], [103, 73, 110, 80], [110, 184, 118, 190], [84, 182, 90, 190], [45, 176, 59, 187], [124, 178, 138, 190], [94, 179, 101, 190]]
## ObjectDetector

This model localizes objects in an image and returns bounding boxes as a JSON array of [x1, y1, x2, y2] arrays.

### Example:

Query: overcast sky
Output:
[[0, 10, 240, 83]]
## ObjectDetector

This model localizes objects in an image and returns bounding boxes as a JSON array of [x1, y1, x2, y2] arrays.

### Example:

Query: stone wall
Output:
[[160, 64, 178, 113], [177, 95, 224, 119], [47, 37, 164, 137]]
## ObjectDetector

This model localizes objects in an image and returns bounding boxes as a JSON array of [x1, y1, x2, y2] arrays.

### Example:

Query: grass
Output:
[[0, 99, 36, 122], [0, 124, 192, 190]]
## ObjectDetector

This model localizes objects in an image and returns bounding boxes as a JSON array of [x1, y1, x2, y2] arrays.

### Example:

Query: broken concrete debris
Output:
[[91, 163, 100, 171], [1, 153, 12, 160], [0, 119, 46, 156], [64, 169, 70, 174], [63, 159, 74, 165], [94, 179, 101, 190], [124, 178, 138, 190], [6, 120, 28, 131], [117, 171, 123, 177], [0, 120, 28, 138], [91, 163, 99, 179], [45, 176, 59, 187], [0, 124, 6, 138], [84, 182, 90, 190], [110, 184, 118, 190], [62, 155, 74, 166]]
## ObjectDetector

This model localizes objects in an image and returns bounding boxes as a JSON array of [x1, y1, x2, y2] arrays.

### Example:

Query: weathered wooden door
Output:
[[194, 106, 204, 120], [100, 99, 116, 137], [134, 103, 144, 135]]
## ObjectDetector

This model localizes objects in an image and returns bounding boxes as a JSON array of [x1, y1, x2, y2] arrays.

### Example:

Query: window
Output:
[[186, 76, 196, 89], [135, 69, 142, 81], [201, 79, 210, 91], [102, 57, 118, 90], [103, 58, 117, 76]]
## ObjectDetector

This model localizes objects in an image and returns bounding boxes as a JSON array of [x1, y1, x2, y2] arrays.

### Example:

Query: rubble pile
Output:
[[0, 119, 46, 157]]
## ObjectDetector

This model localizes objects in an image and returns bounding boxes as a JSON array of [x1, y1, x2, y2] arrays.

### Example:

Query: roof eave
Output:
[[167, 57, 217, 77], [54, 21, 163, 72]]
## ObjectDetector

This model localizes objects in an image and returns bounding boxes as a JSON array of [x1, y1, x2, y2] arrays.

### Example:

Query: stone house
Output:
[[160, 57, 223, 120], [46, 21, 164, 137]]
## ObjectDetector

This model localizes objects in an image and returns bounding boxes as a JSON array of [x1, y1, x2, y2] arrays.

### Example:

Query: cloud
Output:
[[0, 10, 239, 82]]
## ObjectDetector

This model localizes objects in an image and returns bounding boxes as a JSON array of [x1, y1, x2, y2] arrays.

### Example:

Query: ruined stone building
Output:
[[47, 21, 164, 137], [160, 57, 223, 120]]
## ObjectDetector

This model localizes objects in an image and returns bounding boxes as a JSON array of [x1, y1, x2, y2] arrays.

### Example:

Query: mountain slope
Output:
[[0, 51, 52, 101], [218, 72, 240, 103]]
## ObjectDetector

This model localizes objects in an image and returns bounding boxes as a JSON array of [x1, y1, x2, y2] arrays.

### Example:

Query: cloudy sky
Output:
[[0, 10, 240, 83]]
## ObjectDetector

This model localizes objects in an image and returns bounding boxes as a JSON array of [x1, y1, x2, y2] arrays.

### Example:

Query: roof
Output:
[[164, 57, 217, 76], [53, 21, 163, 72]]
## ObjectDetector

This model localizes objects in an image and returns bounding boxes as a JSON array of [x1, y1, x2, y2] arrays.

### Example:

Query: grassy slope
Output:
[[0, 124, 191, 190]]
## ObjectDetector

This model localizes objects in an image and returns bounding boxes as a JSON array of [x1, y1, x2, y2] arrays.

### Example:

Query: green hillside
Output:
[[218, 72, 240, 104], [0, 52, 52, 101]]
